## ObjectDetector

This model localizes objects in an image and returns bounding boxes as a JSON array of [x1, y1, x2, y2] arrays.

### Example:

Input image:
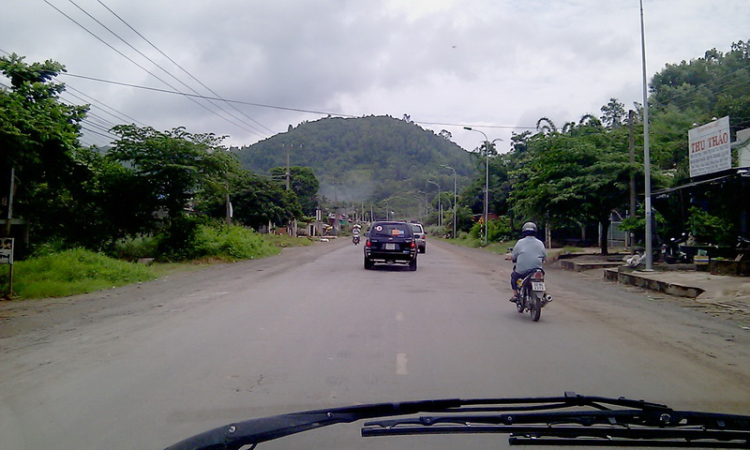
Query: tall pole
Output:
[[628, 110, 636, 249], [640, 0, 654, 270], [464, 127, 490, 245], [442, 165, 457, 239], [427, 180, 441, 228]]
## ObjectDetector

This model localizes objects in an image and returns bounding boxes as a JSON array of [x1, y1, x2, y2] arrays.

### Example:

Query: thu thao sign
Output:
[[689, 116, 731, 177]]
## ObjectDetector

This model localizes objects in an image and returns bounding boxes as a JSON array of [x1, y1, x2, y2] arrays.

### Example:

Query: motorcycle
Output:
[[352, 234, 360, 245], [661, 232, 690, 264], [514, 268, 552, 322]]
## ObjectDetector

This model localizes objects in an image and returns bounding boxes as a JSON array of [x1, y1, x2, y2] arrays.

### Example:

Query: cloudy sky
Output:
[[2, 0, 749, 153]]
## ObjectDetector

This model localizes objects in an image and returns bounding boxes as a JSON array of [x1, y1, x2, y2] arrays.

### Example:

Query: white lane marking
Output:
[[396, 353, 408, 375], [396, 312, 404, 321]]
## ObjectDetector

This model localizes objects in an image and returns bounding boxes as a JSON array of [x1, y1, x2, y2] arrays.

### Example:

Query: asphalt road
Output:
[[1, 238, 749, 450]]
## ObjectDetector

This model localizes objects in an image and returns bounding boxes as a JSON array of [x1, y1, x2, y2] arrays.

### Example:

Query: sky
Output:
[[2, 0, 749, 154]]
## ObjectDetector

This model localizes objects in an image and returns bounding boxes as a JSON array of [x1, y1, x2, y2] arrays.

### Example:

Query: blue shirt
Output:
[[512, 236, 547, 273]]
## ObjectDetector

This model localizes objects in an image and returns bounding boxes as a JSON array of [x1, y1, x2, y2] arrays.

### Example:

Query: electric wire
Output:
[[42, 0, 267, 137], [95, 0, 275, 135], [61, 72, 359, 117], [66, 0, 269, 137]]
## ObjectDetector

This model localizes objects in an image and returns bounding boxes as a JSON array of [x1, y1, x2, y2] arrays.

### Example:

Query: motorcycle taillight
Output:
[[532, 271, 544, 281]]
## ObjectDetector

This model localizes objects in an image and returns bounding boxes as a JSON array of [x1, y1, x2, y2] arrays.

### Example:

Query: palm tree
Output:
[[536, 117, 558, 134]]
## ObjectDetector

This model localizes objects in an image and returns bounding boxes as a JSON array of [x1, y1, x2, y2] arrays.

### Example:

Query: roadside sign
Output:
[[689, 116, 731, 178], [0, 238, 13, 265]]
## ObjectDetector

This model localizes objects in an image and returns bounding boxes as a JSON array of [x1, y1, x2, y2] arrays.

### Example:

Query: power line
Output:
[[66, 0, 269, 137], [61, 72, 358, 117], [95, 0, 275, 135], [42, 0, 268, 137]]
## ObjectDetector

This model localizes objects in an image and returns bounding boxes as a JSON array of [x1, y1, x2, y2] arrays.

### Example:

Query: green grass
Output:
[[192, 225, 281, 261], [0, 228, 320, 300], [1, 248, 157, 299]]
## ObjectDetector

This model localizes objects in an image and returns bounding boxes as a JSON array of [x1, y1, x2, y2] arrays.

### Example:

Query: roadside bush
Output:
[[686, 207, 734, 245], [192, 223, 279, 261], [0, 248, 156, 299], [157, 216, 201, 261], [111, 236, 158, 260]]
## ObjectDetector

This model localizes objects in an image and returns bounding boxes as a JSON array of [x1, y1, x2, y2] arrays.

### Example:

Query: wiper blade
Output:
[[166, 393, 750, 450], [363, 393, 750, 448]]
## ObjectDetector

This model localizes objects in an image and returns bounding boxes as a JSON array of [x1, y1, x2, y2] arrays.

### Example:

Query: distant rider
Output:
[[510, 222, 547, 302]]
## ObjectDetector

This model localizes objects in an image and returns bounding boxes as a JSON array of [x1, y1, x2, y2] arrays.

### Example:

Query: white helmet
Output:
[[522, 222, 538, 235]]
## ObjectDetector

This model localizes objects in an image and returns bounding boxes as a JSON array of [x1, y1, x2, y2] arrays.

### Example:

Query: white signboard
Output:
[[0, 238, 13, 265], [689, 116, 731, 177]]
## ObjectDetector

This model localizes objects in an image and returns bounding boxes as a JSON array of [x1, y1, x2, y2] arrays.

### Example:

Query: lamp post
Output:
[[441, 165, 457, 239], [463, 126, 494, 246], [417, 190, 429, 221], [427, 180, 441, 228], [640, 0, 654, 271]]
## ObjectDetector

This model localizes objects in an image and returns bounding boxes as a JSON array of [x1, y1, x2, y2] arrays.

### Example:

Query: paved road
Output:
[[1, 238, 749, 450]]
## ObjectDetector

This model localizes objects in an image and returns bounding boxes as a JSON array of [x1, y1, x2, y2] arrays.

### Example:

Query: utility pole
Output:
[[285, 144, 290, 191], [640, 0, 654, 270], [628, 110, 636, 249]]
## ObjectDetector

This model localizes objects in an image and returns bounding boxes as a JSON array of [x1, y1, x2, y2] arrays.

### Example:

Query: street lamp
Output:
[[464, 127, 501, 246], [426, 180, 441, 228], [441, 164, 457, 239]]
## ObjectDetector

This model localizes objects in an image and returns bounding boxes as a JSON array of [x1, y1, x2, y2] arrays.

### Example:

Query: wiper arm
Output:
[[164, 399, 462, 450]]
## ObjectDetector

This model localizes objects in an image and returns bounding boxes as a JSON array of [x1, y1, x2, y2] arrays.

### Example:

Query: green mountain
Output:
[[233, 115, 477, 205]]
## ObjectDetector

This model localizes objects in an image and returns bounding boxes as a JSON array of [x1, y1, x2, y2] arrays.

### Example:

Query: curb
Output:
[[604, 268, 705, 298]]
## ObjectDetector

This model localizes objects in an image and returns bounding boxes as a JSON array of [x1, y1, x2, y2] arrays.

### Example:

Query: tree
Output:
[[0, 54, 90, 247], [224, 174, 303, 229], [108, 125, 232, 221], [510, 130, 634, 254], [269, 166, 319, 216], [600, 98, 626, 129]]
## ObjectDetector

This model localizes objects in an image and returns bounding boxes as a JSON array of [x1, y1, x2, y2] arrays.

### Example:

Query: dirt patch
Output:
[[0, 239, 347, 350]]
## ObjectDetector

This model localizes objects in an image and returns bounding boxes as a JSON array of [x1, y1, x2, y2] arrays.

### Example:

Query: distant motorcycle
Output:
[[352, 234, 360, 245], [514, 268, 552, 322]]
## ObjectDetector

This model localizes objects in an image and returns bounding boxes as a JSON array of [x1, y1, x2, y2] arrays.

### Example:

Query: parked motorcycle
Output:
[[738, 235, 750, 251], [352, 234, 360, 245], [514, 268, 552, 322], [661, 233, 690, 263]]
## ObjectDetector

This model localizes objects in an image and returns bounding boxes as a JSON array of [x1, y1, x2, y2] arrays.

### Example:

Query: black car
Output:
[[364, 221, 418, 271]]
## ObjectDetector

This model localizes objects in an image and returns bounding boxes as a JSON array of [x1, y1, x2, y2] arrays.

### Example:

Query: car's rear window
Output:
[[370, 223, 411, 238], [410, 224, 423, 234]]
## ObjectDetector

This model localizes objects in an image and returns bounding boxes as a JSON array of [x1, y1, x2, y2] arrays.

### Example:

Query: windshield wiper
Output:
[[165, 399, 462, 450], [165, 392, 750, 450]]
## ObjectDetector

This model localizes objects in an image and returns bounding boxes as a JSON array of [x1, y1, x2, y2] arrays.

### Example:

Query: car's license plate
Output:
[[531, 282, 546, 291], [385, 243, 396, 250]]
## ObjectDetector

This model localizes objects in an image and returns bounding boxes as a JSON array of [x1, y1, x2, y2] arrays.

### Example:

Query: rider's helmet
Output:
[[521, 221, 538, 237]]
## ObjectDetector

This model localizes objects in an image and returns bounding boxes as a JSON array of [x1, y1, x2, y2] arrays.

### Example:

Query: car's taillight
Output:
[[410, 242, 416, 249], [365, 240, 371, 248]]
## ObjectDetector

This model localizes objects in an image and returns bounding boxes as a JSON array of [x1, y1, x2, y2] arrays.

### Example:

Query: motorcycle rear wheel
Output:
[[529, 292, 541, 322]]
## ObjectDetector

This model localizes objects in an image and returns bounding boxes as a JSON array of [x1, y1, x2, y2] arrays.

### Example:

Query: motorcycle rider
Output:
[[510, 222, 547, 302], [352, 224, 361, 244]]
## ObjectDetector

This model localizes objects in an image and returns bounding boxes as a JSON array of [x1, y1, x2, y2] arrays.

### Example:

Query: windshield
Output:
[[2, 2, 750, 450], [370, 223, 412, 238]]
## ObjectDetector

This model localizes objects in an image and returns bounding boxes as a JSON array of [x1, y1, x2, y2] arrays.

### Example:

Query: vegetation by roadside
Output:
[[0, 226, 315, 300]]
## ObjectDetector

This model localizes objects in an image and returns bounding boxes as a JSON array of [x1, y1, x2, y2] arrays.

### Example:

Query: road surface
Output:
[[1, 238, 749, 449]]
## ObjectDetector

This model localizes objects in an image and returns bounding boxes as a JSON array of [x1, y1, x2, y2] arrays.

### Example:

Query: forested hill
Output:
[[233, 115, 476, 203]]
